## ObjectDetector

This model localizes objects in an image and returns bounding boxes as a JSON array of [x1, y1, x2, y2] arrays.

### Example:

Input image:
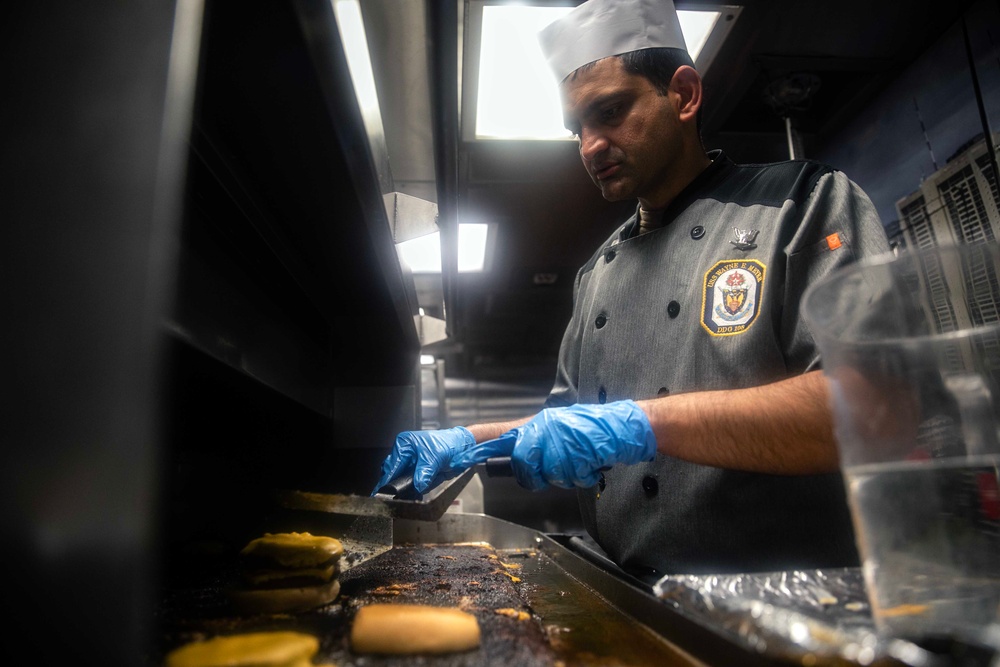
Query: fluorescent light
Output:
[[396, 223, 491, 274], [476, 6, 571, 140], [332, 1, 380, 120], [420, 354, 436, 365], [677, 10, 720, 60], [397, 233, 442, 273], [475, 5, 721, 140], [457, 223, 488, 272]]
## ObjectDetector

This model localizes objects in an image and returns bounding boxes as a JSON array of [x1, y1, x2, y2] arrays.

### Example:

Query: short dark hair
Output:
[[569, 47, 695, 93], [618, 47, 695, 96]]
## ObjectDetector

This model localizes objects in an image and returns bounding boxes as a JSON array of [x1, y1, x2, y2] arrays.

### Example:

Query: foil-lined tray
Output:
[[652, 568, 998, 666]]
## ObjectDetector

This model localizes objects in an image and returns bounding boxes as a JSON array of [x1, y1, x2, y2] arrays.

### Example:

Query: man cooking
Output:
[[374, 0, 890, 578]]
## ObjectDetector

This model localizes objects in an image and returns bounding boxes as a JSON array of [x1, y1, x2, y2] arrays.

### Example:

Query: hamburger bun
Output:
[[228, 532, 343, 614], [165, 631, 319, 667], [239, 532, 343, 568], [350, 604, 481, 655]]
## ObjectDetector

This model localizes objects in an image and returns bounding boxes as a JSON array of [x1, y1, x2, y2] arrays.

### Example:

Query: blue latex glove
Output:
[[372, 426, 477, 495], [451, 400, 656, 490]]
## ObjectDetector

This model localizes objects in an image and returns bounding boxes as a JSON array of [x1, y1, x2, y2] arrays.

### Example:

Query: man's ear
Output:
[[669, 66, 703, 124]]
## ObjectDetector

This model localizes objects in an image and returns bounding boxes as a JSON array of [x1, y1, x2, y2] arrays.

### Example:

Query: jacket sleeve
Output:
[[781, 169, 890, 373]]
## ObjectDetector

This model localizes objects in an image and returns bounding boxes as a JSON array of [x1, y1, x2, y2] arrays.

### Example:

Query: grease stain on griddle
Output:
[[515, 550, 704, 666]]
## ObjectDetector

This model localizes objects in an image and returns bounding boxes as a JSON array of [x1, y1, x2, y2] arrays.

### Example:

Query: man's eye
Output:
[[601, 106, 620, 121]]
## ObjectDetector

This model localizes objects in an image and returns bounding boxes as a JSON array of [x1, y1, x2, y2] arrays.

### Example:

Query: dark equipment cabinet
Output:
[[2, 1, 422, 664], [166, 0, 423, 552]]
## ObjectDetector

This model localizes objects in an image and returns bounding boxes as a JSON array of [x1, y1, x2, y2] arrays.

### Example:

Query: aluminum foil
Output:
[[652, 568, 975, 666]]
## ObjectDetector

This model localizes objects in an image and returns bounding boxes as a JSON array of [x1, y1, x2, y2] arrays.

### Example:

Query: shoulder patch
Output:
[[701, 259, 766, 336]]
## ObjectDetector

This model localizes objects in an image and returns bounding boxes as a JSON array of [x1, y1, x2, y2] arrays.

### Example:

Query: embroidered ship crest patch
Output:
[[701, 259, 766, 336]]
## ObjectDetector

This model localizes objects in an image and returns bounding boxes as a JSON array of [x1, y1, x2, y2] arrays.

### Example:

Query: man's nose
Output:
[[579, 129, 608, 162]]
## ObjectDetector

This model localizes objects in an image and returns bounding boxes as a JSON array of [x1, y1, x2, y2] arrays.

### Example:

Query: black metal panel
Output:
[[161, 0, 426, 556], [0, 2, 200, 665], [3, 0, 423, 662], [179, 0, 419, 392], [428, 0, 462, 340]]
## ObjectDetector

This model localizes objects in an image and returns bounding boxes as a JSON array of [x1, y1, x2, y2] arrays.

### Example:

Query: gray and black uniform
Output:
[[545, 150, 890, 576]]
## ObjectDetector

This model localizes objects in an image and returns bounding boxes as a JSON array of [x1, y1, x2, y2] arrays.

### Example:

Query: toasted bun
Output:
[[239, 532, 344, 568], [228, 578, 341, 615], [165, 631, 318, 667], [350, 604, 481, 654]]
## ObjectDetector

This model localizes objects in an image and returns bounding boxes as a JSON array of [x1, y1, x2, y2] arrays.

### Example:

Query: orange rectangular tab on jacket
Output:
[[826, 233, 842, 250]]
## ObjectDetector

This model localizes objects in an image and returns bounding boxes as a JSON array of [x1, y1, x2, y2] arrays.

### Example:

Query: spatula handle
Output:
[[378, 458, 514, 501], [484, 456, 514, 476], [376, 474, 420, 500]]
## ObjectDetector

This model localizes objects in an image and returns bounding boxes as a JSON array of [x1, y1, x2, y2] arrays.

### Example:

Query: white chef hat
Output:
[[538, 0, 689, 83]]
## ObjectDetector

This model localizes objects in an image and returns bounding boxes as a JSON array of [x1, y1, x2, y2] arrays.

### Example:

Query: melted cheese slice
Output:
[[240, 532, 343, 568], [165, 631, 318, 667], [350, 604, 480, 655]]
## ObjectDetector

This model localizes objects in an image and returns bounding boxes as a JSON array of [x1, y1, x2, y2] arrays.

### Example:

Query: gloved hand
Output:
[[371, 426, 477, 495], [451, 400, 657, 491]]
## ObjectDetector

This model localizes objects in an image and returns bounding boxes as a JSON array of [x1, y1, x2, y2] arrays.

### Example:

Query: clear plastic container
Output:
[[802, 242, 1000, 644]]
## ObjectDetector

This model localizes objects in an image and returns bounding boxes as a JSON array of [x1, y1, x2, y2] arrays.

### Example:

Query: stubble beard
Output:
[[595, 173, 635, 202]]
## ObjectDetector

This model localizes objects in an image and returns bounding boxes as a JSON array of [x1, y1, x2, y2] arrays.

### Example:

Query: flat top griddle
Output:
[[155, 540, 702, 666], [154, 511, 993, 667]]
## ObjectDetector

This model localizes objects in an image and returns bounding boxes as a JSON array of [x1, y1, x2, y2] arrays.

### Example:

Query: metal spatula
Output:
[[269, 457, 513, 571]]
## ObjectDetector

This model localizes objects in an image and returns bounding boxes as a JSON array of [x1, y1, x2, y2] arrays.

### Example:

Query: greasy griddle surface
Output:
[[338, 543, 557, 665], [156, 544, 558, 666]]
